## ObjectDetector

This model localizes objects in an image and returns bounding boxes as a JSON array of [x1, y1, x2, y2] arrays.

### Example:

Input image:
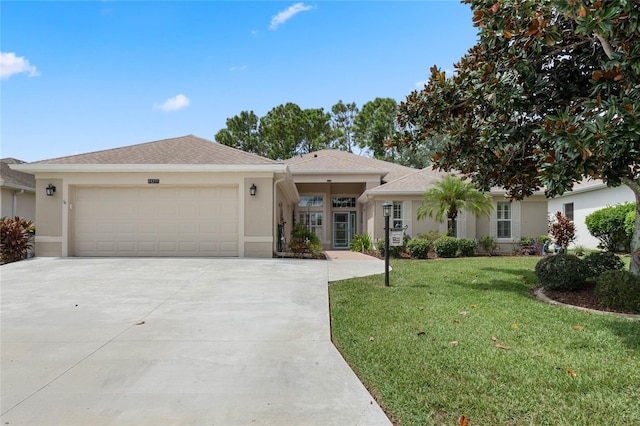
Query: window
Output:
[[332, 197, 356, 208], [496, 202, 511, 239], [563, 203, 574, 221], [392, 201, 403, 229], [299, 212, 323, 239], [299, 195, 323, 207]]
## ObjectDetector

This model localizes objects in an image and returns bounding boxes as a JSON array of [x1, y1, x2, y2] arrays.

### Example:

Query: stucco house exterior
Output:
[[285, 150, 549, 252], [548, 179, 636, 249], [13, 135, 556, 258], [12, 135, 299, 258], [0, 158, 36, 220]]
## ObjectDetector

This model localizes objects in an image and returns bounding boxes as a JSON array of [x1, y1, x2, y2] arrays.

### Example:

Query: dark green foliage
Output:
[[478, 235, 498, 255], [582, 251, 625, 279], [0, 216, 35, 264], [350, 233, 373, 253], [624, 210, 635, 239], [457, 238, 477, 257], [433, 235, 458, 258], [407, 238, 431, 259], [585, 203, 635, 252], [377, 237, 406, 258], [535, 254, 587, 291], [519, 237, 543, 256], [537, 235, 551, 244], [289, 223, 322, 256], [595, 270, 640, 313]]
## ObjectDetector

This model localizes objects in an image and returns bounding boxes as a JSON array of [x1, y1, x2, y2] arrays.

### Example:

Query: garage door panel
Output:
[[75, 187, 239, 257]]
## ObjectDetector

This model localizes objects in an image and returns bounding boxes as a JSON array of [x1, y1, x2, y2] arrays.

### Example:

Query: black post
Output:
[[384, 214, 390, 287]]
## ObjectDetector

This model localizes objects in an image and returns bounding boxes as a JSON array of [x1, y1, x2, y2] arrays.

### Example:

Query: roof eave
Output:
[[10, 164, 289, 174]]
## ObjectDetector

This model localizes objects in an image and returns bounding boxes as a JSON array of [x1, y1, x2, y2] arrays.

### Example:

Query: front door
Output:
[[333, 211, 356, 249]]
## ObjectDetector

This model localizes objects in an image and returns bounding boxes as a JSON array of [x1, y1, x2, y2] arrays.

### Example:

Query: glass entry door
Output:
[[333, 211, 356, 248]]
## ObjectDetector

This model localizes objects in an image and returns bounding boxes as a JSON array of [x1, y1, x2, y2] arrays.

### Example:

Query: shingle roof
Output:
[[31, 135, 278, 165], [284, 150, 416, 182], [0, 158, 35, 189], [367, 167, 448, 193]]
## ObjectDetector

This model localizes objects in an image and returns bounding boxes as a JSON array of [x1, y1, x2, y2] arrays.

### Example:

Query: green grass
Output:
[[329, 257, 640, 425]]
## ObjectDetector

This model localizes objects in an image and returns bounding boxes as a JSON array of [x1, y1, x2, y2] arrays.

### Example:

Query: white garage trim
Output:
[[73, 186, 239, 257]]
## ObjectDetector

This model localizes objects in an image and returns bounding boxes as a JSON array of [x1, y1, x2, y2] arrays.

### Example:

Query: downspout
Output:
[[274, 173, 287, 254], [12, 190, 25, 217]]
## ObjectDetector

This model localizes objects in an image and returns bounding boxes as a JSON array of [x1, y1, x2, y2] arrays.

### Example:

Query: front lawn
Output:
[[329, 257, 640, 425]]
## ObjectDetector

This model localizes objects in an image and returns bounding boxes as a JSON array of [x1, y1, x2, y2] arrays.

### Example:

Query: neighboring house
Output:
[[11, 136, 299, 258], [0, 158, 36, 220], [548, 179, 636, 249], [12, 136, 554, 258]]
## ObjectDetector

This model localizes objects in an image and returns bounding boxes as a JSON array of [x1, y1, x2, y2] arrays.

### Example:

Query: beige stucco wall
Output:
[[1, 188, 35, 220], [31, 171, 291, 258], [34, 179, 64, 257]]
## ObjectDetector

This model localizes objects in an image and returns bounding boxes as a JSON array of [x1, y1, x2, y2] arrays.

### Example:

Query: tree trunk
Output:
[[622, 178, 640, 276]]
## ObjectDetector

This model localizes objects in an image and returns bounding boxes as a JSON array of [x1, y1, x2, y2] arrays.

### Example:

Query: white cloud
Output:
[[154, 94, 190, 112], [269, 3, 313, 30], [229, 65, 248, 72], [0, 52, 39, 80], [415, 80, 428, 89]]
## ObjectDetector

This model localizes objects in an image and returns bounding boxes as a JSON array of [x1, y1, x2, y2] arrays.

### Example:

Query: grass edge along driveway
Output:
[[329, 257, 640, 426]]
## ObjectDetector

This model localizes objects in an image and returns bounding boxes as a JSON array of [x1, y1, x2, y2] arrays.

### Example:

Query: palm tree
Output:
[[417, 174, 494, 236]]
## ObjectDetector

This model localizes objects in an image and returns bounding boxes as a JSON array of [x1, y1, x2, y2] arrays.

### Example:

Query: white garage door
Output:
[[74, 187, 239, 257]]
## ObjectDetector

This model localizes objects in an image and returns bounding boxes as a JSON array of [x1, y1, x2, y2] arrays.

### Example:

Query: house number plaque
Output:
[[148, 179, 160, 184]]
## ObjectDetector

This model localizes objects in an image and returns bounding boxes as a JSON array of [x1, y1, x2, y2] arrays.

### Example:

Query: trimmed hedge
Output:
[[433, 236, 458, 258], [407, 238, 431, 259], [458, 238, 477, 257], [595, 270, 640, 313], [535, 254, 587, 291], [582, 251, 625, 279]]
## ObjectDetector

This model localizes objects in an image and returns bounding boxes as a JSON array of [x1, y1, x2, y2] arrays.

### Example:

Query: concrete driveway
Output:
[[1, 257, 389, 425]]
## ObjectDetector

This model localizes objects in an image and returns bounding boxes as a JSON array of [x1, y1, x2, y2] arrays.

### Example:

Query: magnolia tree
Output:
[[393, 0, 640, 274]]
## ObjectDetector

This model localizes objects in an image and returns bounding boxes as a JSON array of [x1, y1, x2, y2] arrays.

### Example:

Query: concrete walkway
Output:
[[1, 257, 390, 425]]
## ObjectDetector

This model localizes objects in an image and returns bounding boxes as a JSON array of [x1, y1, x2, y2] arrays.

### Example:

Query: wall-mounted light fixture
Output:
[[46, 184, 56, 197], [250, 183, 257, 196]]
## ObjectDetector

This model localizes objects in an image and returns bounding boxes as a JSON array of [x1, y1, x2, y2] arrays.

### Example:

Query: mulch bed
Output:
[[542, 281, 639, 315]]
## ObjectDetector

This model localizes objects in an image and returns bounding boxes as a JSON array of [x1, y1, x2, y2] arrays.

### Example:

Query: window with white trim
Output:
[[496, 202, 512, 239], [563, 202, 574, 221], [392, 201, 403, 229], [298, 212, 324, 239]]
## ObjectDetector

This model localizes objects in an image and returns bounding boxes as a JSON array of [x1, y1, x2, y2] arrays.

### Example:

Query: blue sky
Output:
[[1, 1, 478, 162]]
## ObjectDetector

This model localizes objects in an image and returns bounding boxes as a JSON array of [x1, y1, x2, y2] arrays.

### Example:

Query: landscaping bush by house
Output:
[[433, 235, 458, 258], [377, 237, 406, 258], [0, 216, 35, 264], [288, 223, 322, 257], [349, 233, 373, 253], [595, 270, 640, 313], [585, 202, 635, 252], [478, 235, 498, 255], [582, 251, 625, 280], [457, 238, 477, 257], [534, 253, 587, 291], [407, 238, 431, 259]]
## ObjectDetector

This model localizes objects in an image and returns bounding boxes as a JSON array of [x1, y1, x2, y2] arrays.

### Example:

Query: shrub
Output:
[[377, 237, 406, 258], [585, 202, 635, 252], [478, 235, 498, 255], [0, 216, 35, 264], [572, 245, 587, 257], [534, 254, 587, 291], [417, 230, 444, 244], [595, 270, 640, 313], [582, 251, 625, 279], [458, 238, 477, 257], [350, 233, 373, 253], [549, 211, 576, 253], [624, 209, 635, 238], [407, 238, 431, 259], [519, 236, 543, 255], [537, 234, 551, 244], [433, 236, 458, 258], [289, 223, 322, 257]]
